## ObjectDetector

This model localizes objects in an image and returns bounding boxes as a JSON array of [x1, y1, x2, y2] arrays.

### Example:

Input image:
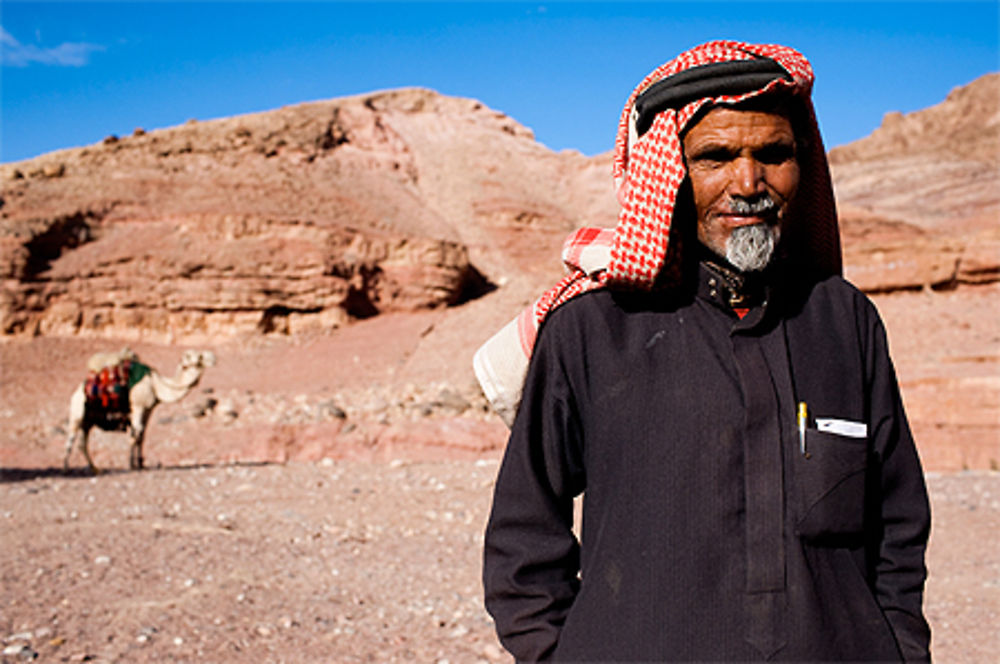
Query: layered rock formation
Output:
[[2, 74, 998, 470], [831, 73, 1000, 292], [5, 76, 998, 342], [5, 75, 998, 345], [1, 88, 616, 341]]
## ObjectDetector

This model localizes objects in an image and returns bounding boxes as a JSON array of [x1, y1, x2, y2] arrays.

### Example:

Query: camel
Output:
[[64, 349, 216, 473], [85, 347, 138, 373]]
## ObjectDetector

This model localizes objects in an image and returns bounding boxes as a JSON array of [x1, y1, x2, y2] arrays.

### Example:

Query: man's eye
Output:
[[755, 144, 796, 164], [691, 148, 734, 164]]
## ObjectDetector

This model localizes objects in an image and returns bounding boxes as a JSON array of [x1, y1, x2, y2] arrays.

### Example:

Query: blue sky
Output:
[[2, 1, 998, 163]]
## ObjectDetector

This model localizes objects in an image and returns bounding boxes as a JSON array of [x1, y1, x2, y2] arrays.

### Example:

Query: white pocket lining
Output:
[[815, 418, 868, 439]]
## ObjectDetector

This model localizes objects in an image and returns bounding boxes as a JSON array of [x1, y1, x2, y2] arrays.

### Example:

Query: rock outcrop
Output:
[[1, 88, 616, 341], [1, 77, 998, 471], [831, 73, 1000, 292], [2, 75, 997, 342]]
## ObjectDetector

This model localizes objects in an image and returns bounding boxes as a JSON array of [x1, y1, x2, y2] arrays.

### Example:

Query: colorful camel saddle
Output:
[[83, 358, 151, 426]]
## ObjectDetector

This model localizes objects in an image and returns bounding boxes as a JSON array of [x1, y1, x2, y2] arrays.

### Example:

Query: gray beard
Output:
[[725, 223, 779, 272]]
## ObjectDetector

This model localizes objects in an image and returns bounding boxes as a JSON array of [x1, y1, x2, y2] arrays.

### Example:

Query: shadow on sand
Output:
[[0, 461, 275, 484]]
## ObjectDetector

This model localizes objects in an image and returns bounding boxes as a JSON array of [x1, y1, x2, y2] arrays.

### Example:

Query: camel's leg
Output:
[[129, 433, 143, 470], [129, 410, 150, 470], [65, 425, 100, 474], [66, 389, 99, 473], [79, 428, 99, 475], [63, 429, 77, 471]]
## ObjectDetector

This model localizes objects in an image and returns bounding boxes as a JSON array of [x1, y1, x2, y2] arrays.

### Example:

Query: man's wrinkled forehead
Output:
[[682, 105, 798, 151], [681, 94, 803, 144]]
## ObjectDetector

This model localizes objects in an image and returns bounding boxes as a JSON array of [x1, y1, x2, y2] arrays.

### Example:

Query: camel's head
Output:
[[181, 350, 217, 370]]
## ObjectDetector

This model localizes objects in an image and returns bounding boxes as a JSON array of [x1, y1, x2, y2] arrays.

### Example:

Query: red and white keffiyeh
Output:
[[474, 41, 841, 425]]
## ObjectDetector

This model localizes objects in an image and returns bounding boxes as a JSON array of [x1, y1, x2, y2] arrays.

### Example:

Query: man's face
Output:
[[682, 106, 800, 271]]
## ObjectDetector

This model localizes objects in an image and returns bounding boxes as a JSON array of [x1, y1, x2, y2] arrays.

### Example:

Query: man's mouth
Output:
[[716, 195, 778, 226], [717, 212, 773, 225]]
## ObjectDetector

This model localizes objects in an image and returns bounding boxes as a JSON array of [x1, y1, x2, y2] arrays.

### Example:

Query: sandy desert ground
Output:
[[1, 459, 999, 663], [2, 288, 999, 663], [3, 69, 998, 663], [1, 284, 999, 663]]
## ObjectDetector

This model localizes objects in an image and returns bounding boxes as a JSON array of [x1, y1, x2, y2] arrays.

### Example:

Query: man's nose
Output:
[[730, 156, 765, 196]]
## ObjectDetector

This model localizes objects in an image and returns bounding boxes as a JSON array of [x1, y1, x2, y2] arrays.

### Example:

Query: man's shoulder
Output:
[[804, 273, 863, 299], [788, 273, 883, 329], [537, 286, 669, 347], [544, 286, 672, 326], [541, 288, 619, 332], [804, 274, 875, 307]]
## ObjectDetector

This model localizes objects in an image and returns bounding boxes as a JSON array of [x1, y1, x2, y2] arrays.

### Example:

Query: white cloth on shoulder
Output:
[[473, 228, 614, 426]]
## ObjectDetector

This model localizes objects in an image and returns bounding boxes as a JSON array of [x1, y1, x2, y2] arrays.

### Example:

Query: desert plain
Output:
[[2, 74, 999, 661]]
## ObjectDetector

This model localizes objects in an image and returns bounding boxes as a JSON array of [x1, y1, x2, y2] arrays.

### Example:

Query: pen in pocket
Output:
[[797, 402, 808, 456]]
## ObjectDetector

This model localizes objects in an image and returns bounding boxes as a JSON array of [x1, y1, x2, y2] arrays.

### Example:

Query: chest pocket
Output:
[[793, 429, 869, 542]]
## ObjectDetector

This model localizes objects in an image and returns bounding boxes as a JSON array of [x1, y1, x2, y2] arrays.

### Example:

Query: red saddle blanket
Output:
[[83, 360, 150, 417]]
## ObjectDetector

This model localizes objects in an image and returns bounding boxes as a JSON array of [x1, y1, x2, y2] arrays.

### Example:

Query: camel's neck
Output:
[[150, 366, 204, 403]]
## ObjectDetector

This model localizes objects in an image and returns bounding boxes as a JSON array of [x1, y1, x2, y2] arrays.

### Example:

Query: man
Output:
[[480, 41, 930, 662]]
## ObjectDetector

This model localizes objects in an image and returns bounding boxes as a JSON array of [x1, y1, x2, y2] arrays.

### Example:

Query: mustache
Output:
[[726, 194, 777, 215]]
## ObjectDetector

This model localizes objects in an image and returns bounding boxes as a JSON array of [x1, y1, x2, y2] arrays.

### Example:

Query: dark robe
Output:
[[483, 261, 930, 662]]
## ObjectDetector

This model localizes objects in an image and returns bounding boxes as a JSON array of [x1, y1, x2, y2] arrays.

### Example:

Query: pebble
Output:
[[94, 555, 111, 565], [2, 644, 38, 660], [136, 626, 157, 643]]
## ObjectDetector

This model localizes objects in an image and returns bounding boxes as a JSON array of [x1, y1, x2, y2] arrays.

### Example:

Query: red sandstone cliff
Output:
[[1, 73, 998, 471], [0, 88, 616, 342], [3, 76, 997, 343], [831, 72, 1000, 292]]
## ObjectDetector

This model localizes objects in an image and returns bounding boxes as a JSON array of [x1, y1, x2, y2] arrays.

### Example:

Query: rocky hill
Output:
[[2, 75, 998, 471], [1, 79, 998, 664], [1, 88, 616, 343], [831, 72, 1000, 292], [4, 75, 999, 345], [3, 76, 998, 342]]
